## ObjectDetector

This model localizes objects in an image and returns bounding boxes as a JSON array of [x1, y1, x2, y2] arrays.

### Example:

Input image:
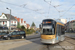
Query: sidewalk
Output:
[[0, 39, 32, 50], [26, 33, 38, 36], [65, 33, 75, 39]]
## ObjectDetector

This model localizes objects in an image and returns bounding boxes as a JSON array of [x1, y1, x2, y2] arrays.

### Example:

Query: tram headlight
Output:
[[52, 41, 55, 44]]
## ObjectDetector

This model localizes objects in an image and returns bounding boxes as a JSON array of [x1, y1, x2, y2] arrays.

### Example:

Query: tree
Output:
[[31, 22, 36, 27], [17, 22, 20, 28], [21, 25, 25, 30]]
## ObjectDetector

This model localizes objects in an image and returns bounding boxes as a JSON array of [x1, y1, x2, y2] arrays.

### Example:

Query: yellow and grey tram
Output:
[[39, 19, 65, 44]]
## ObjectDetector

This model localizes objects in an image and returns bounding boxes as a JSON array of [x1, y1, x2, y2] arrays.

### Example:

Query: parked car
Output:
[[0, 32, 8, 39], [3, 31, 26, 40]]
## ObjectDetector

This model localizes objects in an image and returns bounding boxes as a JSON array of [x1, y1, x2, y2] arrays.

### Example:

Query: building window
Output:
[[2, 21, 7, 26], [3, 21, 4, 24], [11, 21, 13, 23], [11, 24, 16, 26], [3, 16, 5, 18], [14, 21, 16, 23]]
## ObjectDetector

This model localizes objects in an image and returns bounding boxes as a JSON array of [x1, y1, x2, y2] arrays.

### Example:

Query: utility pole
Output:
[[6, 8, 11, 33]]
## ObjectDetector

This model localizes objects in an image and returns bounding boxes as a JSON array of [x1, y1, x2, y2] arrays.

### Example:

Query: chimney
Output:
[[2, 13, 4, 14], [17, 18, 20, 22], [21, 18, 23, 23], [24, 21, 26, 23], [14, 16, 17, 19]]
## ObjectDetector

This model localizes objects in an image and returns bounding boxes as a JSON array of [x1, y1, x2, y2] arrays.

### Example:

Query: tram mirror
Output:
[[39, 24, 42, 29]]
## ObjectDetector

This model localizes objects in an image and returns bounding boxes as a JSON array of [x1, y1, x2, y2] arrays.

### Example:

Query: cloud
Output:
[[26, 1, 43, 10], [0, 0, 75, 27]]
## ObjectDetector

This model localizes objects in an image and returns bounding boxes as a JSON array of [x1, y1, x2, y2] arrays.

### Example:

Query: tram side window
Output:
[[61, 26, 65, 35], [56, 25, 61, 36]]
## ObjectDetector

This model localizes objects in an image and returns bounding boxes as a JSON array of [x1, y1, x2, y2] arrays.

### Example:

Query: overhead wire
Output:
[[44, 0, 75, 19], [1, 0, 75, 17], [60, 4, 75, 17], [0, 0, 19, 6], [44, 0, 52, 18], [0, 0, 42, 12]]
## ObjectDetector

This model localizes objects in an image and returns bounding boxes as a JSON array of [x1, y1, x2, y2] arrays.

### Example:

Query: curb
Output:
[[65, 36, 75, 39], [0, 39, 26, 43]]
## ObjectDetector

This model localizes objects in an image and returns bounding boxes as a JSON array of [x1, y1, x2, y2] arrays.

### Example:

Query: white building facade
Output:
[[59, 19, 67, 24], [0, 13, 18, 30], [14, 17, 30, 29]]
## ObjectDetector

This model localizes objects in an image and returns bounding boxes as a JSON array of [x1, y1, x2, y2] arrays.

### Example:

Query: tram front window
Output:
[[43, 29, 54, 35]]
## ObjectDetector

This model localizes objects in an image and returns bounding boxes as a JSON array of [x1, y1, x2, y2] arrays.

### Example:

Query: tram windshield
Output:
[[43, 29, 54, 35], [42, 19, 55, 35]]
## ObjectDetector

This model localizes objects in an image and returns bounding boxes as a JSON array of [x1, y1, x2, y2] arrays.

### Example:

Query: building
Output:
[[27, 24, 30, 29], [0, 13, 17, 30], [0, 13, 30, 31], [65, 20, 75, 32], [31, 26, 37, 31], [14, 17, 30, 29], [59, 19, 67, 24]]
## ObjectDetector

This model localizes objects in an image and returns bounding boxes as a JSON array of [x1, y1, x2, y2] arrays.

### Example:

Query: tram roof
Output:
[[43, 19, 64, 24]]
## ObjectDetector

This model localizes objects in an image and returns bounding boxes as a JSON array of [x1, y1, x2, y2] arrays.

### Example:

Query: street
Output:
[[0, 33, 74, 50], [10, 37, 75, 50]]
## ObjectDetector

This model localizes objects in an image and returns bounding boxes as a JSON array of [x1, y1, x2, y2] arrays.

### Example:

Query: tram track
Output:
[[40, 37, 75, 50], [46, 45, 50, 50], [45, 43, 66, 50], [65, 40, 75, 45], [65, 37, 75, 45], [44, 37, 75, 50], [57, 43, 65, 50]]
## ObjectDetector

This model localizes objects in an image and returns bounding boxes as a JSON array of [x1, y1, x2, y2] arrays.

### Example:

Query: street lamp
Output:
[[6, 8, 11, 33]]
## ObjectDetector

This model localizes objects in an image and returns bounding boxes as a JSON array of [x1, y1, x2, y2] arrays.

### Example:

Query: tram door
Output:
[[60, 26, 65, 41], [56, 25, 61, 42]]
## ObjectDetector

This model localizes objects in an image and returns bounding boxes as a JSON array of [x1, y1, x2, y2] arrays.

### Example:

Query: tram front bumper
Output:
[[41, 38, 56, 44]]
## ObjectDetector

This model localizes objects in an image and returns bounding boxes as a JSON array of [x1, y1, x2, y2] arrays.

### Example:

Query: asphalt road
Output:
[[26, 34, 40, 39], [10, 37, 75, 50], [10, 38, 45, 50], [0, 33, 75, 50]]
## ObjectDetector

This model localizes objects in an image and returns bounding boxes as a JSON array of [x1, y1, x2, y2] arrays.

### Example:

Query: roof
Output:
[[5, 14, 17, 21], [0, 13, 17, 21]]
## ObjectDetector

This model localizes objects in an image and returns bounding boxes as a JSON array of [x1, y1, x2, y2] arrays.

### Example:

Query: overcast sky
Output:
[[0, 0, 75, 27]]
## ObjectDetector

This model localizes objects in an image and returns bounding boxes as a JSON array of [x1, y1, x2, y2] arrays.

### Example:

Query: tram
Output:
[[39, 19, 65, 44]]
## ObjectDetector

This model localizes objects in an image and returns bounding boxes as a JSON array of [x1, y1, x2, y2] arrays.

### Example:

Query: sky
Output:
[[0, 0, 75, 27]]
